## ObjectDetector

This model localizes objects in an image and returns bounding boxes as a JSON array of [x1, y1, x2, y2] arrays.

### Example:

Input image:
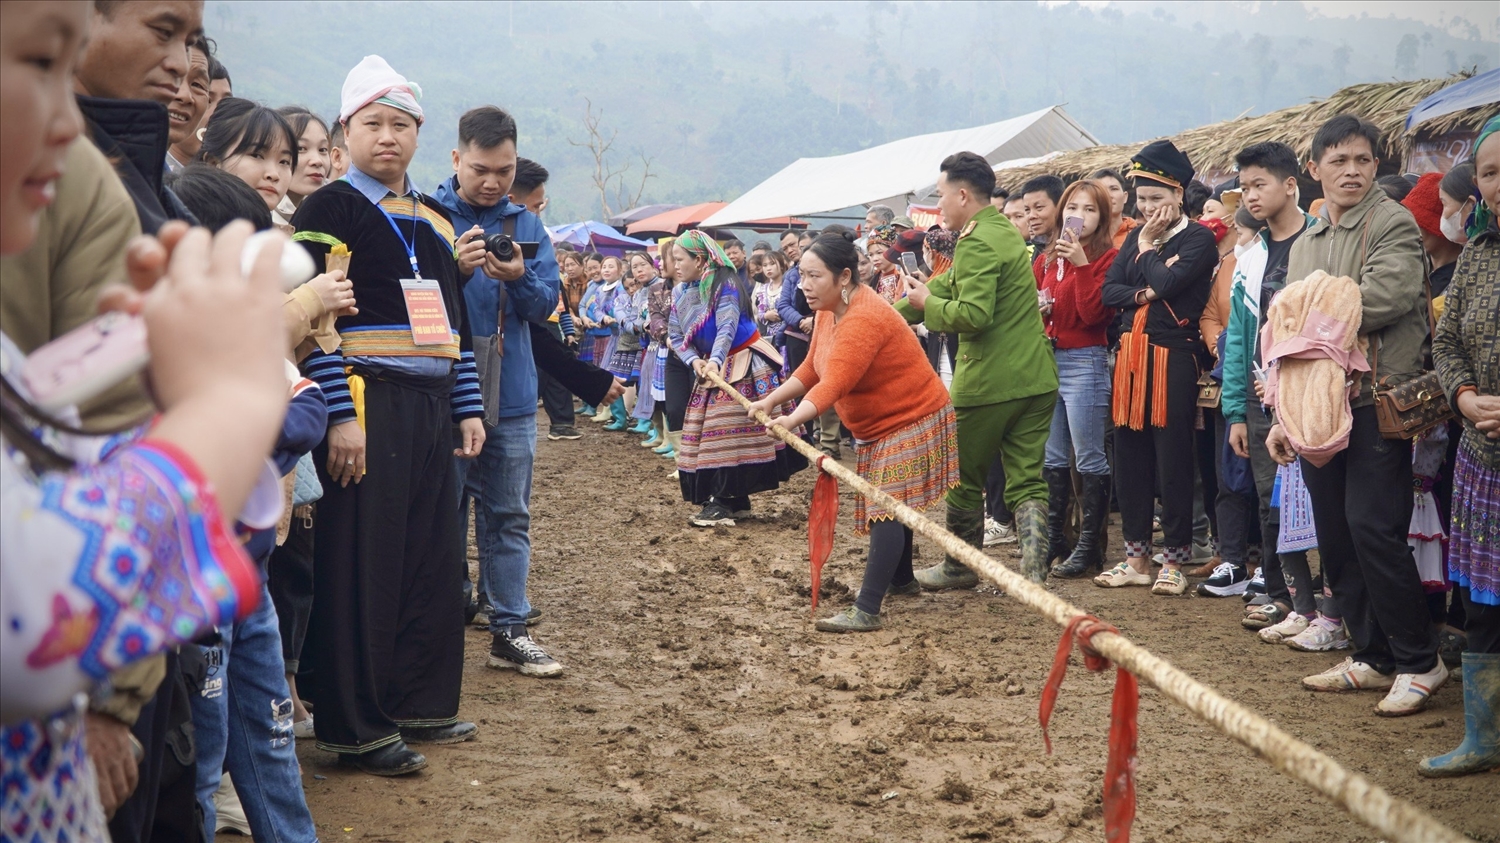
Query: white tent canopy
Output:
[[702, 106, 1098, 227]]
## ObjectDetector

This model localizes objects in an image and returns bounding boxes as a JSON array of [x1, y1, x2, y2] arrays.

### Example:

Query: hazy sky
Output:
[[1055, 0, 1498, 38]]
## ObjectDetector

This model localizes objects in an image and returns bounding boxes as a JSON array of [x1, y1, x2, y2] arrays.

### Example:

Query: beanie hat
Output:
[[1400, 172, 1443, 239]]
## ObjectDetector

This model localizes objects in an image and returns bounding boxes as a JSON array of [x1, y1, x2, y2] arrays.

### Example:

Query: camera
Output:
[[482, 232, 517, 261]]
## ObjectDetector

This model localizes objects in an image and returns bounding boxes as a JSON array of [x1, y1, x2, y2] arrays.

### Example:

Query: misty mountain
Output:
[[209, 0, 1495, 222]]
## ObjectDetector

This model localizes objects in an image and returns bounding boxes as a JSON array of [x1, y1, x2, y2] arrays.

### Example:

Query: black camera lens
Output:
[[482, 233, 515, 261]]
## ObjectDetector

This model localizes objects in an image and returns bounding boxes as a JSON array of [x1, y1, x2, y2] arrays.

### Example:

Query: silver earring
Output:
[[841, 286, 850, 304]]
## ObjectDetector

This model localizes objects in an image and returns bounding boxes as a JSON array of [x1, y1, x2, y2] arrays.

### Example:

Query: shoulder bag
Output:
[[472, 215, 513, 427]]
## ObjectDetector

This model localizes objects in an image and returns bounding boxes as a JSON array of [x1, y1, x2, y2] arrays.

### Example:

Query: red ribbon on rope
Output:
[[807, 455, 839, 614], [1039, 614, 1139, 843]]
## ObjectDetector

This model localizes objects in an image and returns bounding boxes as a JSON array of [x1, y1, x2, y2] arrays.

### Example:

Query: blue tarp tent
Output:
[[547, 221, 657, 256], [1405, 69, 1500, 132]]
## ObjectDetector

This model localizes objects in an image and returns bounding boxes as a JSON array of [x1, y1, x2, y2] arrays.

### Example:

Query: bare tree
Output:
[[568, 98, 655, 219]]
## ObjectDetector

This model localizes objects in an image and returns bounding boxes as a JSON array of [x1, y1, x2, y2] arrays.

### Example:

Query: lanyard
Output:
[[373, 193, 423, 278]]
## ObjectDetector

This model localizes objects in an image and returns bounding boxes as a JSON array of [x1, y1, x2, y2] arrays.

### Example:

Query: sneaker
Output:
[[1195, 562, 1248, 597], [547, 425, 583, 441], [292, 716, 316, 739], [1258, 612, 1310, 644], [525, 606, 542, 626], [489, 630, 563, 678], [690, 501, 735, 528], [1150, 567, 1188, 595], [1301, 657, 1393, 693], [1241, 566, 1266, 602], [1286, 620, 1350, 652], [983, 517, 1017, 546], [886, 579, 922, 597], [1376, 660, 1449, 717], [470, 599, 493, 628]]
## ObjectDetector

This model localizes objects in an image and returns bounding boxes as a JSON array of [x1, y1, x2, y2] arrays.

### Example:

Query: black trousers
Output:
[[1300, 405, 1437, 675], [985, 453, 1013, 524], [305, 372, 466, 754], [1114, 347, 1198, 552], [537, 320, 576, 426], [1212, 410, 1262, 567], [664, 352, 692, 432], [268, 510, 315, 674], [108, 648, 203, 843]]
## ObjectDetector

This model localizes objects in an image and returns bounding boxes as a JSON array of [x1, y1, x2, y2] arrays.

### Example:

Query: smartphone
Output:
[[900, 252, 919, 275], [1063, 215, 1085, 239], [21, 311, 150, 414]]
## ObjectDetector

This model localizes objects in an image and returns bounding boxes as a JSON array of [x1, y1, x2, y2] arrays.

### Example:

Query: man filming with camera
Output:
[[433, 106, 566, 678]]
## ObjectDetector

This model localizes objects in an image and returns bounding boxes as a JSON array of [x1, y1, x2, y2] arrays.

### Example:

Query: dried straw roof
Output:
[[998, 73, 1488, 190]]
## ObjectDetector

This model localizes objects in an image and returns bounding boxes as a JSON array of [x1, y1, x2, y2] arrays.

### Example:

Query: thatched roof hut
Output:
[[996, 74, 1490, 191]]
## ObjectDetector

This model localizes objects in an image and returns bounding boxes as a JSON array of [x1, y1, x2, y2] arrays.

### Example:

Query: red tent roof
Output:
[[625, 201, 807, 237]]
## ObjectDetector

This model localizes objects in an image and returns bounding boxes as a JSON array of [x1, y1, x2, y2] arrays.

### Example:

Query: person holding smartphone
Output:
[[1031, 179, 1119, 579]]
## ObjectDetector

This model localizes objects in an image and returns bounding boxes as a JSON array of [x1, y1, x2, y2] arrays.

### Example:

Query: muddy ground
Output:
[[291, 413, 1499, 843]]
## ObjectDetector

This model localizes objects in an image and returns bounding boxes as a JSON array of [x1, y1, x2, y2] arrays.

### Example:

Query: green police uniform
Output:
[[895, 204, 1058, 583]]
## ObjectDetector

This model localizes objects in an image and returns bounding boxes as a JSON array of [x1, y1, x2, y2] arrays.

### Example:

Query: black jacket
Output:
[[529, 321, 614, 407], [1101, 222, 1218, 353], [78, 95, 195, 234]]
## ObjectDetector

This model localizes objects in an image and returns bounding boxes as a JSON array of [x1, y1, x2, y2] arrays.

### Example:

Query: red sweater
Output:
[[793, 286, 951, 442], [1032, 247, 1118, 349]]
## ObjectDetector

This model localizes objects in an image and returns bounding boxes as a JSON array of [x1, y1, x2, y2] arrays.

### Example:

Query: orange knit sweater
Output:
[[793, 286, 952, 442]]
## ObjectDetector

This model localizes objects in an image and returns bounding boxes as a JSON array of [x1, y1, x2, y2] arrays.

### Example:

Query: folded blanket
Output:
[[1263, 270, 1368, 467]]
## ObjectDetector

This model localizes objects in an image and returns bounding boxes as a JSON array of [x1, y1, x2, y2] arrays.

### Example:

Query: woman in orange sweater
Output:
[[751, 232, 959, 632]]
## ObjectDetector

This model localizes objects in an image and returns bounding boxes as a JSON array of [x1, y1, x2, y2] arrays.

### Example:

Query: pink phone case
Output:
[[21, 312, 150, 413]]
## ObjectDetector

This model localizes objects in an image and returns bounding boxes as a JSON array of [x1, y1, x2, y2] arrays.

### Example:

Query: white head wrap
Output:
[[339, 55, 424, 125]]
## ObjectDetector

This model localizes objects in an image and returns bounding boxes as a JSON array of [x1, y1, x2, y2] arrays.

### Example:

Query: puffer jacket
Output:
[[1285, 186, 1425, 408]]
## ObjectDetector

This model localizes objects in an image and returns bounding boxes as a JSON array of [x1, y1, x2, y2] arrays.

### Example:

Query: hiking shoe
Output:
[[1286, 620, 1350, 652], [1094, 562, 1152, 588], [547, 425, 583, 441], [1301, 658, 1393, 693], [815, 606, 883, 633], [1151, 568, 1188, 595], [489, 630, 563, 678], [1258, 611, 1310, 644], [886, 579, 922, 597], [691, 501, 735, 527], [984, 517, 1017, 546], [1376, 660, 1449, 717], [1241, 566, 1266, 602], [1196, 562, 1248, 597]]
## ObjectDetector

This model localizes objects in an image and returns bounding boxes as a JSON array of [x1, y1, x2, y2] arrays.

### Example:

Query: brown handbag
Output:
[[1195, 372, 1222, 409], [1371, 271, 1452, 440]]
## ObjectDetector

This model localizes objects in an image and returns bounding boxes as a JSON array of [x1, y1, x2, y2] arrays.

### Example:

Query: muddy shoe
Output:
[[400, 721, 477, 745], [525, 606, 542, 626], [690, 501, 735, 528], [1015, 499, 1049, 584], [886, 579, 922, 597], [339, 741, 428, 777], [489, 630, 563, 678], [816, 606, 883, 633], [915, 559, 978, 591]]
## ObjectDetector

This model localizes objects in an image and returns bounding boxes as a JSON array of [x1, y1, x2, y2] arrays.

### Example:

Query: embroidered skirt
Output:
[[1274, 459, 1317, 553], [579, 333, 609, 365], [632, 345, 668, 421], [853, 405, 959, 535], [1449, 442, 1499, 606], [678, 348, 806, 505]]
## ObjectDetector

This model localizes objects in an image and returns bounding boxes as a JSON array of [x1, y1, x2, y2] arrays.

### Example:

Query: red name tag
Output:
[[400, 279, 453, 346]]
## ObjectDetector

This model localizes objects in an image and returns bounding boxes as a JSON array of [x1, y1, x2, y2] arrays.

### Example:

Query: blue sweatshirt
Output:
[[245, 378, 327, 564], [432, 177, 560, 421]]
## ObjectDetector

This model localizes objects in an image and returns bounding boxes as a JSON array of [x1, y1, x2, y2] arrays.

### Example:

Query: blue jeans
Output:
[[457, 414, 536, 632], [1044, 346, 1111, 475], [193, 582, 317, 843]]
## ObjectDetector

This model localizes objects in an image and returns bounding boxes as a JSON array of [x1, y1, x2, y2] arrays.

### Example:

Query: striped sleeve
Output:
[[559, 311, 577, 338], [451, 349, 484, 422], [301, 348, 355, 426]]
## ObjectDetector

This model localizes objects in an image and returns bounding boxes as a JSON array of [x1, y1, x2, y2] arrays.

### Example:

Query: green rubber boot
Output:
[[1014, 498, 1050, 584], [603, 397, 629, 431], [815, 606, 884, 633], [1419, 652, 1500, 777], [915, 506, 983, 591]]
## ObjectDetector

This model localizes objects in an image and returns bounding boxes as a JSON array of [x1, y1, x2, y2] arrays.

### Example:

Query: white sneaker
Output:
[[983, 517, 1016, 546], [1286, 620, 1350, 652], [214, 772, 251, 835], [1376, 659, 1449, 717], [292, 716, 315, 739], [1258, 611, 1310, 644], [1301, 657, 1394, 693]]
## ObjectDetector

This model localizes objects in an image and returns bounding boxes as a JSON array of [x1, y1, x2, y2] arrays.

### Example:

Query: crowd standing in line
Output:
[[2, 2, 1497, 840]]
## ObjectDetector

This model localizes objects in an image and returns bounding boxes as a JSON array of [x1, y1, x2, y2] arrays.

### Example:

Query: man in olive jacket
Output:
[[896, 151, 1058, 584], [1268, 115, 1443, 713]]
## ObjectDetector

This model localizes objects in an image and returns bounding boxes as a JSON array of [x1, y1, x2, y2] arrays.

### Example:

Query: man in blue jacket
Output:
[[434, 106, 563, 678]]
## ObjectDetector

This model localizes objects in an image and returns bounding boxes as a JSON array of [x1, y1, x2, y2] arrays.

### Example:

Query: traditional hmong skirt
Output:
[[608, 345, 643, 383], [581, 333, 612, 366], [1274, 459, 1317, 553], [632, 344, 668, 421], [678, 348, 807, 505], [853, 406, 959, 535], [1409, 426, 1449, 594], [650, 346, 668, 401], [1449, 441, 1499, 606]]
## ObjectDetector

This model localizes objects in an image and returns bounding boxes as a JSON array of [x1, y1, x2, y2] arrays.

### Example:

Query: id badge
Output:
[[400, 278, 453, 346]]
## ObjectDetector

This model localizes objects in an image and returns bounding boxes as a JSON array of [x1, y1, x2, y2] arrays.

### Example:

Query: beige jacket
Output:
[[1285, 186, 1426, 408]]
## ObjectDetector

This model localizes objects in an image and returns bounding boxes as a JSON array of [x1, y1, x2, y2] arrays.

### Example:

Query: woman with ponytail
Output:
[[669, 230, 805, 527]]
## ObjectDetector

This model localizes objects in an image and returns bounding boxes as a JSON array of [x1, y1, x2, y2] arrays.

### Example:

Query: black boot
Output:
[[1043, 467, 1072, 568], [1053, 473, 1109, 578]]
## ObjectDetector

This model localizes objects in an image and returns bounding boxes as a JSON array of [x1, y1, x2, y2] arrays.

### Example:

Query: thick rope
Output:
[[703, 369, 1472, 843]]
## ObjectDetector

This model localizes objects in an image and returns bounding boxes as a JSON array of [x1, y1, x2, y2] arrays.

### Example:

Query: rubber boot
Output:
[[1053, 473, 1109, 578], [630, 417, 653, 435], [604, 397, 629, 431], [915, 506, 982, 590], [580, 404, 597, 417], [658, 429, 681, 460], [1043, 467, 1072, 568], [1419, 652, 1500, 777], [590, 403, 612, 423], [1015, 499, 1049, 583], [640, 425, 662, 448]]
